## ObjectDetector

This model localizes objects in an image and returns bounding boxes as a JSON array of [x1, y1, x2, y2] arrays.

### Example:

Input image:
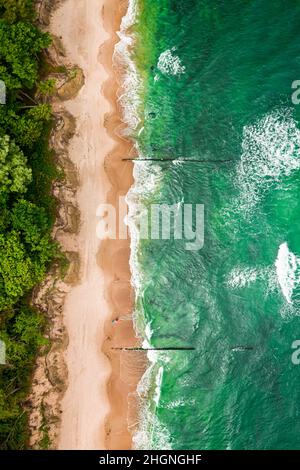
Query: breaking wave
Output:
[[157, 47, 186, 76], [236, 109, 300, 214], [275, 242, 300, 305], [114, 0, 142, 134], [116, 0, 170, 450]]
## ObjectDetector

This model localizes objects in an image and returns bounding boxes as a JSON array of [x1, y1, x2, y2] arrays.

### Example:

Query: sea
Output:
[[116, 0, 300, 450]]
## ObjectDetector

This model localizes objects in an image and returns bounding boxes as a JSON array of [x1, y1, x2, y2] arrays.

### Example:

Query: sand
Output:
[[47, 0, 143, 450]]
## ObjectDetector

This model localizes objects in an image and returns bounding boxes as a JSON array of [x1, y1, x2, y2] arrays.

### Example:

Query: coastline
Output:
[[27, 0, 300, 453], [100, 1, 147, 449], [29, 0, 142, 449]]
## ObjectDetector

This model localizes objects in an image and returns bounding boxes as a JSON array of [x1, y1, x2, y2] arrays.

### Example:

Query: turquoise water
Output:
[[125, 0, 300, 449]]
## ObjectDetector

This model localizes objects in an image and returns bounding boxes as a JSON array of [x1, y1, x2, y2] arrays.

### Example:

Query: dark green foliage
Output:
[[0, 231, 37, 310], [0, 304, 45, 449], [28, 120, 60, 221], [0, 2, 58, 449], [0, 20, 51, 91], [0, 104, 52, 148], [0, 134, 31, 204], [0, 0, 35, 23]]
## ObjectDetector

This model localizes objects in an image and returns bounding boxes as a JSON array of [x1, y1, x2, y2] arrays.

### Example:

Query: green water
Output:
[[129, 0, 300, 449]]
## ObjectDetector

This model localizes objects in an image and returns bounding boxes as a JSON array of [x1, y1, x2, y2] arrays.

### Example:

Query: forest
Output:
[[0, 0, 58, 449]]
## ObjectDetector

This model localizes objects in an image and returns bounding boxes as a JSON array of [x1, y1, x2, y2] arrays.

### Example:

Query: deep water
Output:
[[129, 0, 300, 449]]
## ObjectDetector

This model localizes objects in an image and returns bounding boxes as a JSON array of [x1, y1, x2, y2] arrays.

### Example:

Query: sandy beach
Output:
[[45, 0, 142, 450]]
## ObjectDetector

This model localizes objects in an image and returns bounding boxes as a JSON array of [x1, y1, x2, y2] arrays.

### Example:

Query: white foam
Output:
[[132, 352, 172, 449], [126, 166, 169, 448], [236, 109, 300, 214], [157, 47, 186, 76], [126, 161, 163, 296], [133, 405, 172, 450], [227, 267, 258, 288], [117, 1, 170, 449], [275, 242, 300, 304], [227, 265, 279, 301], [165, 399, 185, 409], [154, 366, 164, 406], [114, 0, 142, 134]]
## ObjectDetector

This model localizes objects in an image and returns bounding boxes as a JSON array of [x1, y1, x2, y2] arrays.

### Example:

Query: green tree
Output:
[[0, 20, 51, 91], [0, 231, 37, 310], [0, 135, 31, 201], [38, 79, 56, 101], [0, 0, 34, 23], [0, 2, 58, 450], [11, 199, 57, 261], [13, 308, 45, 351], [0, 104, 52, 149], [10, 104, 52, 148]]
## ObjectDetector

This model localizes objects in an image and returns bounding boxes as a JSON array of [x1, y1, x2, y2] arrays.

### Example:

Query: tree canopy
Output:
[[0, 2, 58, 449], [0, 134, 31, 200], [0, 20, 51, 91], [0, 0, 35, 23]]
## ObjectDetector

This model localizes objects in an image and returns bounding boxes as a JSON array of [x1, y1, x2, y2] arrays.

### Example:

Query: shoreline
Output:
[[99, 1, 144, 450], [29, 0, 142, 449]]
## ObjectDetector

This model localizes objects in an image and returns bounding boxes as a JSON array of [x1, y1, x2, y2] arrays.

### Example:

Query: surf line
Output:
[[112, 347, 195, 351], [122, 158, 233, 163]]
